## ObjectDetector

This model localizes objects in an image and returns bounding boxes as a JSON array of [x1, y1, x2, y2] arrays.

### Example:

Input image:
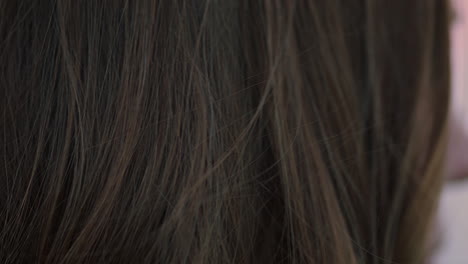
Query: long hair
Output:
[[0, 0, 450, 263]]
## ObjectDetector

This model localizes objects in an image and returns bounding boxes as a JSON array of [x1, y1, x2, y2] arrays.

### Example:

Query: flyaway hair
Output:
[[0, 0, 450, 263]]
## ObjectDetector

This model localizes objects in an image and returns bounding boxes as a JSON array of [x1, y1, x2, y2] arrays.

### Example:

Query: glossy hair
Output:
[[0, 0, 450, 263]]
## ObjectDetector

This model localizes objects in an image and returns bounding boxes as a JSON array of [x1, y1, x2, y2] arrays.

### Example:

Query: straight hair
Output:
[[0, 0, 450, 263]]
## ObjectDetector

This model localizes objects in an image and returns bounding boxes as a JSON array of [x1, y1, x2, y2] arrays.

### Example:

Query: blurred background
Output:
[[432, 0, 468, 263]]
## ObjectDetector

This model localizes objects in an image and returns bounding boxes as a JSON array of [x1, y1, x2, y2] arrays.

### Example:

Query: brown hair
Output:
[[0, 0, 450, 263]]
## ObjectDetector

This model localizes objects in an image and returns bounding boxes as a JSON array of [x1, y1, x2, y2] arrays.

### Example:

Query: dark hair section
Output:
[[0, 0, 450, 263]]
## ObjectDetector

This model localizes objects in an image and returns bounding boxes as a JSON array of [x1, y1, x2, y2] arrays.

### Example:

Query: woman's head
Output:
[[0, 0, 450, 263]]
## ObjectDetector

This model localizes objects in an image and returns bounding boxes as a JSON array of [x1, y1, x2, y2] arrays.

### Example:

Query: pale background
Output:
[[431, 0, 468, 263]]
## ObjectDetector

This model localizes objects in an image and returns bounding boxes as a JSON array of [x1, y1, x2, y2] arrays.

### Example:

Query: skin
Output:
[[447, 0, 468, 179]]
